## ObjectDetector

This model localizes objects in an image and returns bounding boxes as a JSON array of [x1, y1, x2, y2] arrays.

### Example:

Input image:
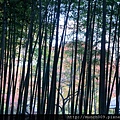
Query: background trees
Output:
[[0, 0, 120, 115]]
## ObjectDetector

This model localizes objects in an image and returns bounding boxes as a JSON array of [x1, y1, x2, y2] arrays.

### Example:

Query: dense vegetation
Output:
[[0, 0, 120, 115]]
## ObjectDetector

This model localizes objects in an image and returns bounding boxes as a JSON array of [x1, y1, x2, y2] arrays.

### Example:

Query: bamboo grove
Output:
[[0, 0, 120, 116]]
